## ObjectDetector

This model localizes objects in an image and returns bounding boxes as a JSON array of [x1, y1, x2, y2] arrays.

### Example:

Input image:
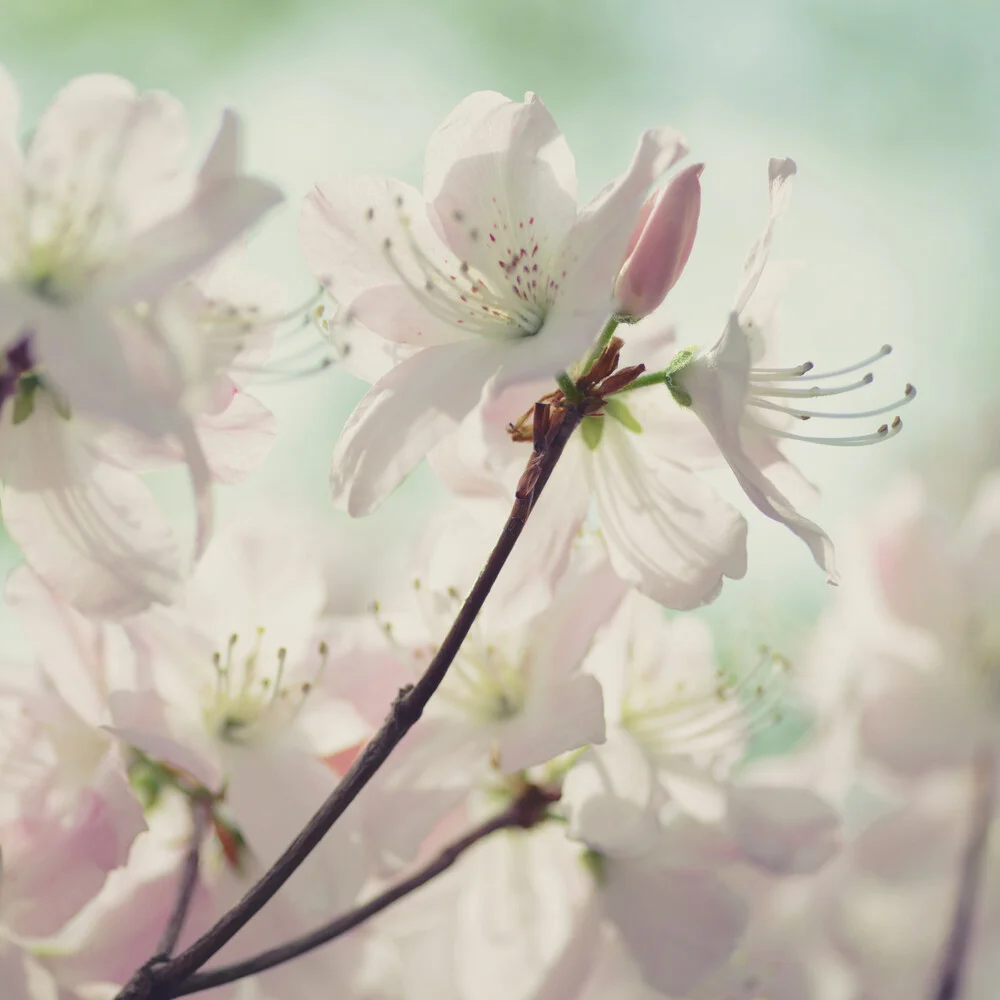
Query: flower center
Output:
[[619, 648, 788, 769], [362, 194, 555, 340], [202, 628, 329, 744]]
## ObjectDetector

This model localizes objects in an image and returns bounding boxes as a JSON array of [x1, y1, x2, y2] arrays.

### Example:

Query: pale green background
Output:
[[1, 0, 997, 658]]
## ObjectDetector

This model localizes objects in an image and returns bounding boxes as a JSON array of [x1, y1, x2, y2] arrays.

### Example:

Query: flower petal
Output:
[[725, 785, 841, 875], [587, 415, 748, 609], [733, 157, 796, 314], [426, 91, 578, 290], [2, 461, 184, 617], [602, 860, 748, 995], [330, 339, 506, 515], [682, 313, 836, 576]]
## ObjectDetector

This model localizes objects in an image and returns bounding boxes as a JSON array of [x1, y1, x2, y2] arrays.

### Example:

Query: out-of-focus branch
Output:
[[168, 784, 559, 996], [932, 750, 996, 1000]]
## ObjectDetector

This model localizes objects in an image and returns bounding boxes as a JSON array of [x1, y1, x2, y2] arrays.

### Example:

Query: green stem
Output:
[[556, 371, 584, 403], [582, 317, 619, 374], [611, 369, 666, 394]]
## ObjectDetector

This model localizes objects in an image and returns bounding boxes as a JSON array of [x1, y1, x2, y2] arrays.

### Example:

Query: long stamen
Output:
[[752, 373, 874, 399], [768, 416, 903, 446], [749, 383, 916, 420], [807, 344, 892, 380], [746, 362, 814, 380]]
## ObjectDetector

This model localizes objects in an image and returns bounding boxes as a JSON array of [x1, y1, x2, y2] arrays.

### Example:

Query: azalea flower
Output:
[[300, 89, 687, 515], [0, 67, 282, 614], [675, 158, 914, 577]]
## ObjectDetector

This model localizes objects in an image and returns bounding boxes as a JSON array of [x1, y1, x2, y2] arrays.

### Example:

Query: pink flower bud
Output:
[[615, 163, 703, 319]]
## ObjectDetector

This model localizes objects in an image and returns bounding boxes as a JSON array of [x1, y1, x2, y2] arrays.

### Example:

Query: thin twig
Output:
[[115, 402, 584, 1000], [153, 796, 213, 962], [932, 750, 996, 1000], [168, 785, 557, 997]]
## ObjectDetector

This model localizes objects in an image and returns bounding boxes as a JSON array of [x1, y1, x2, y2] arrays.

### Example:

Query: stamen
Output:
[[752, 373, 874, 399], [767, 416, 903, 447], [748, 383, 916, 420], [807, 344, 892, 380], [745, 362, 814, 380]]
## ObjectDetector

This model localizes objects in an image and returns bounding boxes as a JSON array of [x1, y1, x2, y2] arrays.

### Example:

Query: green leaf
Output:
[[580, 415, 605, 450], [604, 397, 643, 433]]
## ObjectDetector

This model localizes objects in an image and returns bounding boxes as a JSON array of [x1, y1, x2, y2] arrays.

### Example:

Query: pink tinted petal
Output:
[[330, 339, 505, 515], [427, 92, 578, 288], [587, 417, 748, 610], [725, 785, 840, 875], [0, 943, 33, 1000], [603, 860, 748, 994], [194, 389, 276, 483], [3, 461, 184, 617], [615, 162, 702, 319], [2, 768, 145, 937], [860, 679, 987, 775]]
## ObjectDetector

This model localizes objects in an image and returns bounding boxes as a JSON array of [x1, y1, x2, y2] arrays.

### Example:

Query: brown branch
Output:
[[167, 785, 558, 997], [153, 796, 213, 962], [115, 401, 584, 1000], [932, 750, 996, 1000]]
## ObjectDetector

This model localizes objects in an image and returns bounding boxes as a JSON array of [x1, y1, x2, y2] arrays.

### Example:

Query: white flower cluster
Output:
[[0, 72, 932, 1000]]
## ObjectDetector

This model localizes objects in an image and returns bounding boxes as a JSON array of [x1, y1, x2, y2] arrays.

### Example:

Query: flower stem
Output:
[[611, 368, 666, 393], [152, 796, 212, 962], [556, 370, 584, 403], [116, 402, 585, 1000], [582, 317, 620, 375], [933, 749, 996, 1000], [166, 785, 557, 997]]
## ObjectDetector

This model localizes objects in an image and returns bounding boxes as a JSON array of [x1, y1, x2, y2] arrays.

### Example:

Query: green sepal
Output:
[[663, 346, 697, 408], [604, 397, 643, 433], [12, 387, 35, 425], [581, 415, 605, 450], [580, 848, 606, 884]]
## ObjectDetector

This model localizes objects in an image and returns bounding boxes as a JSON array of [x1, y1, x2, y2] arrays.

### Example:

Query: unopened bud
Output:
[[614, 163, 703, 319]]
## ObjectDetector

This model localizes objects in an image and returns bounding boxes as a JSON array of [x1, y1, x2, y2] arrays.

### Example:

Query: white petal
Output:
[[683, 313, 836, 576], [602, 859, 748, 994], [496, 672, 606, 774], [26, 74, 190, 239], [301, 175, 469, 346], [3, 453, 184, 618], [0, 64, 23, 275], [562, 732, 659, 856], [105, 172, 282, 304], [733, 157, 796, 314], [588, 416, 748, 610], [725, 785, 841, 875], [426, 92, 578, 290], [195, 388, 276, 483], [330, 339, 505, 515]]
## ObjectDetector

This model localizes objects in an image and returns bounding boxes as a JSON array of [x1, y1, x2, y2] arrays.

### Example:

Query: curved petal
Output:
[[682, 313, 836, 577], [300, 175, 468, 347], [427, 92, 578, 290], [733, 158, 796, 314], [588, 417, 748, 610], [26, 74, 190, 240], [2, 462, 184, 617], [602, 860, 748, 995], [195, 389, 276, 483], [330, 340, 505, 515]]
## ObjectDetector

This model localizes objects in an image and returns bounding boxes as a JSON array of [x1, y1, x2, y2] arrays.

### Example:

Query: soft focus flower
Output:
[[300, 90, 687, 515], [0, 69, 283, 614]]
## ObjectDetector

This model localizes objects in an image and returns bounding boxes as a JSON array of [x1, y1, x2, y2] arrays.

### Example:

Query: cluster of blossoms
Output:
[[0, 67, 939, 1000]]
